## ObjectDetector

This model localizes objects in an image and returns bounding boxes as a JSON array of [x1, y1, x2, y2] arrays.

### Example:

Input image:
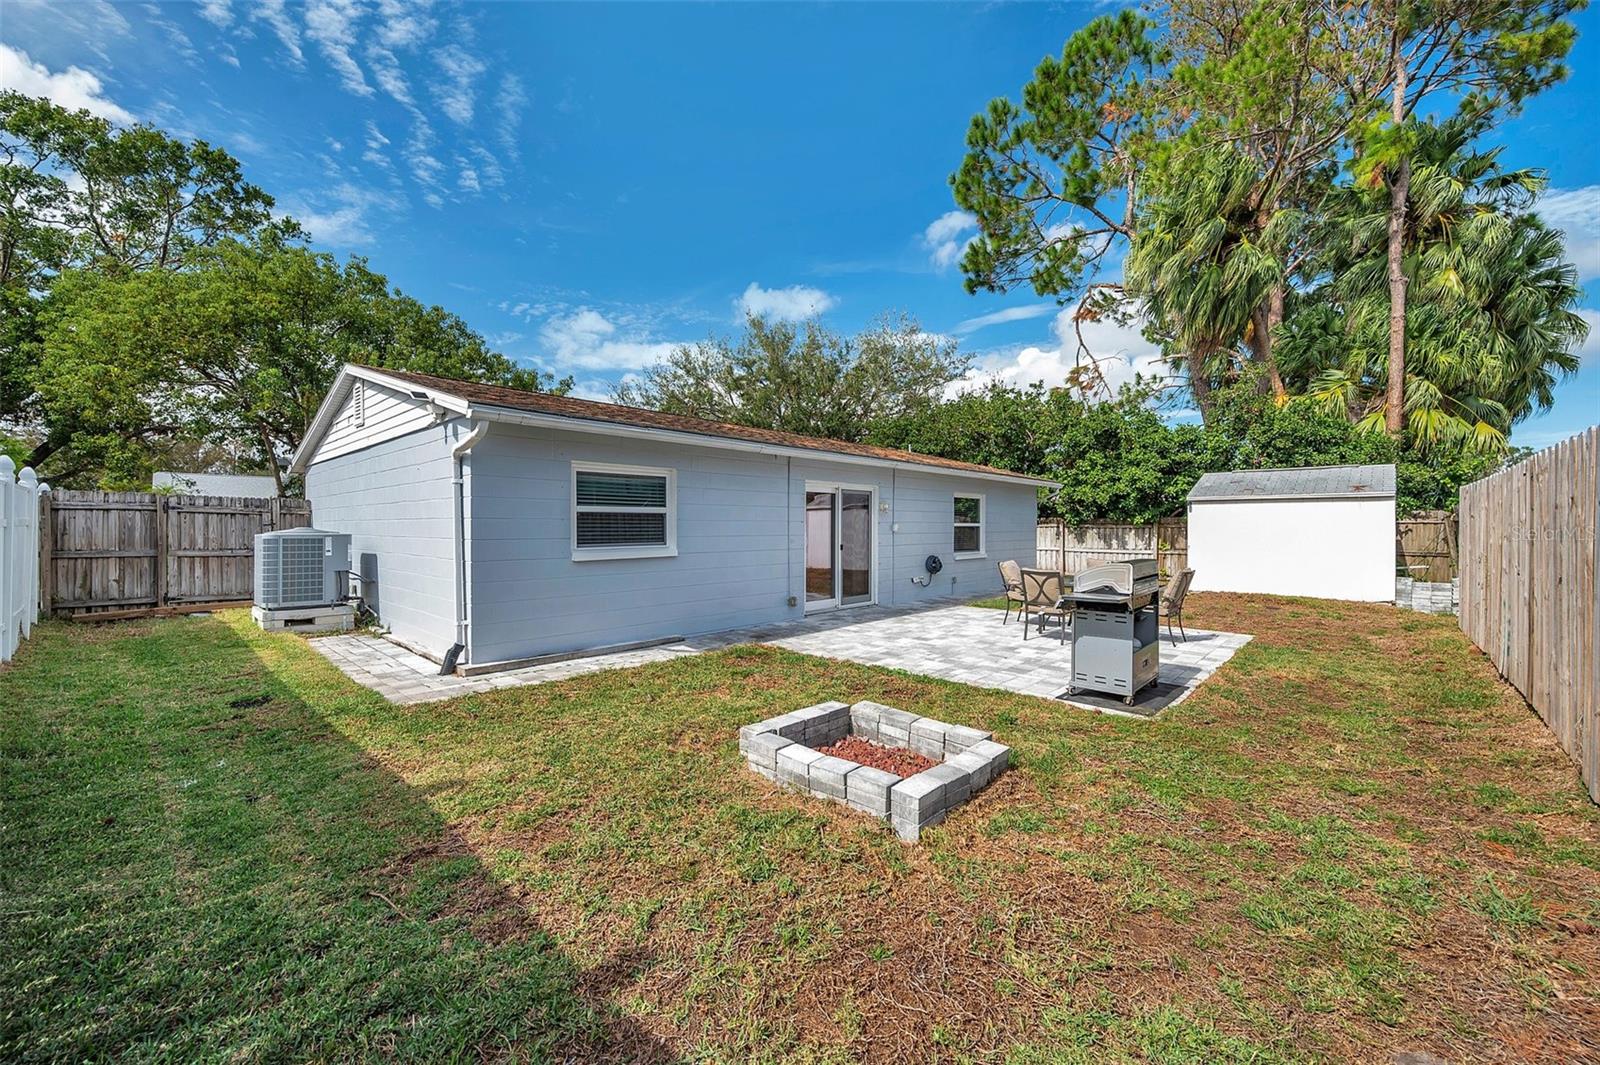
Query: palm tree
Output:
[[1124, 145, 1294, 421], [1285, 118, 1586, 451]]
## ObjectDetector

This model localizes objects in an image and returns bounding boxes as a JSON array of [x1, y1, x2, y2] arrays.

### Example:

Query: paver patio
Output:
[[314, 602, 1250, 709]]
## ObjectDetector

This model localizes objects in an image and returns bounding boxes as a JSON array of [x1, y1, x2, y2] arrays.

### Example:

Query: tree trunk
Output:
[[1186, 346, 1215, 423], [258, 426, 286, 498], [1384, 45, 1409, 437], [1247, 289, 1288, 400]]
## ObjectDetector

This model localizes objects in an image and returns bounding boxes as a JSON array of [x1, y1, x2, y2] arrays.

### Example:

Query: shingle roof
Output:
[[365, 367, 1052, 484], [1187, 463, 1396, 502]]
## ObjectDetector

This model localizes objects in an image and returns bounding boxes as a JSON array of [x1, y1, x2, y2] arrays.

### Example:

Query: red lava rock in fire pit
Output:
[[817, 735, 936, 778]]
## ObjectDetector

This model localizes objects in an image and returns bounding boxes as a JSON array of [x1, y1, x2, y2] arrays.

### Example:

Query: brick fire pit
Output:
[[738, 700, 1010, 841]]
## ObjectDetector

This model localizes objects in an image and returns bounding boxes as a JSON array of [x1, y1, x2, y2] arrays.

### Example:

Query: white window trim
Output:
[[570, 461, 678, 561], [953, 492, 985, 559]]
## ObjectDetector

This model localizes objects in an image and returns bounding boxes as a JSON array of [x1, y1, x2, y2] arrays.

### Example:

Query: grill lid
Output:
[[1074, 559, 1159, 597]]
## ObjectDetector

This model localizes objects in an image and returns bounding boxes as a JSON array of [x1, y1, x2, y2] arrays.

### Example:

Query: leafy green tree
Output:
[[1348, 0, 1584, 436], [35, 234, 569, 491], [1123, 146, 1297, 418], [1, 92, 287, 474], [951, 12, 1162, 301], [867, 381, 1054, 476], [1283, 117, 1587, 451], [1041, 391, 1211, 524], [613, 315, 966, 442]]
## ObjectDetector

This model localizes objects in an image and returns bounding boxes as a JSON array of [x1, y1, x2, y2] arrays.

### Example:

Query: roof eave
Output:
[[1188, 491, 1397, 503], [464, 401, 1060, 488], [293, 364, 1058, 488]]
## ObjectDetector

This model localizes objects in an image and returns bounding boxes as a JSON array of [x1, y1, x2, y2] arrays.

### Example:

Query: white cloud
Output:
[[469, 144, 504, 188], [456, 160, 480, 193], [736, 282, 837, 321], [1574, 307, 1600, 361], [948, 307, 1169, 398], [1542, 186, 1600, 281], [433, 44, 486, 125], [366, 46, 412, 104], [362, 120, 392, 169], [375, 0, 436, 49], [279, 183, 404, 246], [495, 72, 526, 157], [923, 209, 977, 269], [404, 114, 446, 205], [143, 4, 200, 64], [569, 378, 620, 403], [251, 0, 306, 66], [197, 0, 232, 28], [538, 309, 680, 372], [952, 304, 1056, 336], [305, 0, 373, 97], [0, 44, 135, 123]]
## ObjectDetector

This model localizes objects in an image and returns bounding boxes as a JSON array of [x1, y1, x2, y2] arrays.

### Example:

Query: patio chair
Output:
[[1161, 568, 1195, 642], [996, 560, 1026, 624], [1019, 568, 1069, 644]]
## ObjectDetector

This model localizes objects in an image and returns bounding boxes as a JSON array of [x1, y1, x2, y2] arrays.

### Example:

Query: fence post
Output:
[[38, 488, 52, 616], [18, 467, 37, 640], [154, 495, 169, 610], [1, 456, 13, 662]]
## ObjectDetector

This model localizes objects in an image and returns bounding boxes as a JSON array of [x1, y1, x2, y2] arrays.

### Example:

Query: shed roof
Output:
[[1187, 463, 1396, 502]]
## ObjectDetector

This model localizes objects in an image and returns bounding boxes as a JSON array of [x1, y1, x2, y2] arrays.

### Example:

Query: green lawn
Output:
[[3, 597, 1598, 1062]]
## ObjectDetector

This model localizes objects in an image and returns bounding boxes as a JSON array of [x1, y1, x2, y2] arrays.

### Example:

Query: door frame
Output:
[[803, 480, 878, 613]]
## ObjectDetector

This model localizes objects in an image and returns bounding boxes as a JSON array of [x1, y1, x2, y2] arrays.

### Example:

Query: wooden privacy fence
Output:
[[43, 490, 312, 618], [1037, 519, 1189, 576], [1041, 513, 1460, 582], [1458, 427, 1599, 803], [1, 458, 49, 663], [1397, 510, 1458, 582]]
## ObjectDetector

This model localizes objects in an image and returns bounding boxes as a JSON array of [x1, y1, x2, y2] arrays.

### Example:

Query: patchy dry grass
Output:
[[2, 594, 1598, 1062]]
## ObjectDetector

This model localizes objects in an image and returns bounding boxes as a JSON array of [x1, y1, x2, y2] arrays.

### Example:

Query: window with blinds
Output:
[[571, 463, 676, 559]]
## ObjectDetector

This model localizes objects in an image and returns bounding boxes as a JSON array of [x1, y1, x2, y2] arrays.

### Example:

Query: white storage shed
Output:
[[1186, 464, 1396, 602]]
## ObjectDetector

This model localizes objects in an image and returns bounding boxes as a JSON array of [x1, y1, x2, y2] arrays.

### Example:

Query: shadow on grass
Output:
[[0, 615, 678, 1062]]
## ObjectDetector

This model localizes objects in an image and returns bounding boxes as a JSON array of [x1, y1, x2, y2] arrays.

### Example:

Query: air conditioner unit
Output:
[[255, 528, 353, 609]]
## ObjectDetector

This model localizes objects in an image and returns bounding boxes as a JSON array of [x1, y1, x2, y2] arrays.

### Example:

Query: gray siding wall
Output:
[[465, 423, 1039, 665], [884, 470, 1038, 605], [465, 423, 793, 664], [305, 423, 460, 658]]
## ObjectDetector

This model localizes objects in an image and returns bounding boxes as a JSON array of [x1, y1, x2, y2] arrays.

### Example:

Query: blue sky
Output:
[[2, 1, 1596, 446]]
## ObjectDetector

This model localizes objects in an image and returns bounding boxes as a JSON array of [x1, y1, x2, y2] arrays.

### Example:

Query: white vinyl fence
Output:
[[1, 457, 49, 664]]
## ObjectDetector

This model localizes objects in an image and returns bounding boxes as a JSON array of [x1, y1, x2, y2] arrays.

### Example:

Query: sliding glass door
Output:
[[804, 485, 875, 611]]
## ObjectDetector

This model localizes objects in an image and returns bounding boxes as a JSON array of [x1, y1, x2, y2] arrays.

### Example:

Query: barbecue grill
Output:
[[1058, 560, 1161, 705]]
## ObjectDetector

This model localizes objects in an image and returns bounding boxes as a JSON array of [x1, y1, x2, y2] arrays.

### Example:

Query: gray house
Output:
[[290, 365, 1051, 672]]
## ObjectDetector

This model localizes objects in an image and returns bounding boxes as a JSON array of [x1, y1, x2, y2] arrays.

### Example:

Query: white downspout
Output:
[[442, 419, 490, 675]]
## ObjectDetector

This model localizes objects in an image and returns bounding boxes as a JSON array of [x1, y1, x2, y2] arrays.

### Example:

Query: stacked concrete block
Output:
[[908, 717, 951, 759], [775, 744, 824, 788], [889, 772, 947, 841], [808, 754, 857, 800], [944, 724, 992, 754], [845, 766, 897, 817], [945, 738, 1009, 790], [740, 731, 793, 782], [740, 698, 1012, 843], [874, 706, 919, 747]]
